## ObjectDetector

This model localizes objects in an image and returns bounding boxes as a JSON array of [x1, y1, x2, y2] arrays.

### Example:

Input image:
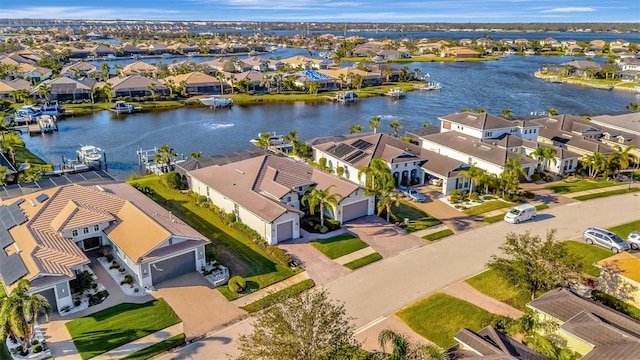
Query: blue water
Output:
[[22, 55, 640, 179]]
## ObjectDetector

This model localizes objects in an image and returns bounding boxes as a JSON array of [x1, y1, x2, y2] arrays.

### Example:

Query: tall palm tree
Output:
[[528, 146, 558, 172], [504, 156, 526, 179], [478, 172, 497, 195], [301, 185, 342, 227], [284, 131, 298, 144], [153, 144, 177, 173], [501, 108, 513, 118], [369, 116, 381, 134], [101, 82, 113, 103], [190, 151, 202, 159], [389, 119, 403, 137], [369, 329, 447, 360], [358, 158, 392, 190], [100, 62, 110, 81], [37, 83, 51, 101], [350, 124, 363, 134], [377, 189, 400, 222], [581, 152, 608, 179], [460, 163, 483, 192], [256, 132, 273, 150], [611, 145, 637, 174], [0, 279, 51, 349]]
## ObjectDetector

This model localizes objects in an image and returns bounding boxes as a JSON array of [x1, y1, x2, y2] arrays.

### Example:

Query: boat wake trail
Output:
[[210, 123, 235, 130]]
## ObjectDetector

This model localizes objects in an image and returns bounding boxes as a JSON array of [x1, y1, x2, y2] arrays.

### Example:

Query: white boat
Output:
[[524, 49, 536, 56], [335, 91, 358, 103], [109, 101, 141, 114], [14, 106, 41, 123], [186, 51, 199, 57], [200, 95, 233, 108], [38, 102, 65, 117], [161, 53, 173, 58], [77, 145, 102, 164], [415, 81, 442, 91], [250, 132, 288, 146], [385, 87, 406, 98], [634, 86, 640, 93], [37, 115, 57, 133]]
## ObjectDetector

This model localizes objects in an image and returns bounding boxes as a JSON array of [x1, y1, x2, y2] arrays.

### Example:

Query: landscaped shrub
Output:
[[14, 346, 23, 354], [74, 299, 81, 307], [225, 212, 237, 223], [118, 267, 126, 273], [266, 245, 292, 265], [449, 189, 462, 203], [205, 247, 218, 263], [32, 344, 43, 353], [468, 192, 479, 201], [106, 254, 114, 262], [31, 339, 39, 346], [196, 195, 209, 207], [164, 171, 185, 190], [121, 275, 133, 285], [228, 275, 246, 293], [110, 261, 120, 269]]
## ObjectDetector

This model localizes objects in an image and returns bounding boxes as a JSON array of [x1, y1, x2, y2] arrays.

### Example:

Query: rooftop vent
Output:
[[96, 185, 105, 192], [234, 169, 245, 175]]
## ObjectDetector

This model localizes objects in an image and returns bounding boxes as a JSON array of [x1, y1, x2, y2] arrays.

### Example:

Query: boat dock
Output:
[[137, 147, 186, 175]]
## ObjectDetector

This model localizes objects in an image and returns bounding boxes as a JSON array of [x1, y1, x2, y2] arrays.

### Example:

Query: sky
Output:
[[0, 0, 638, 23]]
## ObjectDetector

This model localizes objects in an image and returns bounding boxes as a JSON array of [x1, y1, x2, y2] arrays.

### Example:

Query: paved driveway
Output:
[[345, 216, 425, 258], [153, 272, 247, 339], [413, 186, 486, 232], [278, 241, 350, 285]]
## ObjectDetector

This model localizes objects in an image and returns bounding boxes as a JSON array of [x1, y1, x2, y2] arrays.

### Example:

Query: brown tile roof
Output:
[[424, 131, 536, 167], [164, 71, 220, 86], [121, 61, 158, 75], [50, 200, 115, 232], [107, 75, 166, 92], [531, 115, 601, 137], [439, 112, 514, 131], [189, 155, 361, 223]]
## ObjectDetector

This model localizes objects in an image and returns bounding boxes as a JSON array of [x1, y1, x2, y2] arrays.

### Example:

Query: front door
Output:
[[82, 237, 101, 251]]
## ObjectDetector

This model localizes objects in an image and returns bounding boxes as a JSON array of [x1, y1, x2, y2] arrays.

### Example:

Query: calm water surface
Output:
[[23, 55, 640, 178]]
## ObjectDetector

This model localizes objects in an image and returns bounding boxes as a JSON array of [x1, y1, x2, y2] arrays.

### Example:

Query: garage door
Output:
[[150, 251, 195, 285], [342, 200, 369, 222], [276, 221, 293, 243], [39, 288, 57, 312]]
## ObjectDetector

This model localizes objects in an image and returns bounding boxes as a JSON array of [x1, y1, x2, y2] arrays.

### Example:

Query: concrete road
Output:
[[159, 193, 640, 359]]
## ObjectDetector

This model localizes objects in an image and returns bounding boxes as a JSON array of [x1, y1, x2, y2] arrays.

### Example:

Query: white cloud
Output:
[[540, 7, 596, 13], [1, 6, 187, 20]]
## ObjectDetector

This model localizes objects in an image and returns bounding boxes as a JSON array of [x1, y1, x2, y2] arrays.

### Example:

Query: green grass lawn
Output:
[[397, 293, 506, 348], [574, 188, 640, 201], [562, 240, 614, 277], [344, 252, 383, 270], [1, 344, 10, 360], [387, 201, 441, 232], [465, 269, 531, 310], [128, 176, 295, 300], [66, 299, 181, 360], [546, 179, 618, 194], [423, 229, 454, 241], [463, 200, 514, 216], [122, 334, 185, 360], [311, 234, 369, 259], [608, 220, 640, 239], [242, 279, 316, 313]]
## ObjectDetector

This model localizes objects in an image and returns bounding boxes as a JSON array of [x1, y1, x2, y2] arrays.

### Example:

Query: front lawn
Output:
[[344, 252, 383, 270], [574, 188, 640, 201], [129, 176, 295, 299], [386, 201, 441, 232], [122, 334, 186, 360], [463, 200, 514, 216], [397, 293, 507, 349], [608, 220, 640, 239], [311, 234, 369, 259], [546, 179, 618, 194], [562, 240, 614, 277], [66, 299, 181, 360], [423, 229, 454, 241], [465, 269, 531, 310]]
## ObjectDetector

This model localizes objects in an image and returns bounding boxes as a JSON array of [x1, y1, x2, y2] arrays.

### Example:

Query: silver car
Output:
[[582, 227, 631, 253]]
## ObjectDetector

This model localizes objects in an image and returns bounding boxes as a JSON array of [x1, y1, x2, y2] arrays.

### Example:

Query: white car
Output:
[[628, 231, 640, 250]]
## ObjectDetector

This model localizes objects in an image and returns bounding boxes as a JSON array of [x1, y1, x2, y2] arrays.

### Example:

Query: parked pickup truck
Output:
[[400, 187, 426, 202]]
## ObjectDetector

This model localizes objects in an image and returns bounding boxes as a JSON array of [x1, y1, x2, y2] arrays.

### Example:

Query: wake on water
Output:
[[210, 123, 234, 129]]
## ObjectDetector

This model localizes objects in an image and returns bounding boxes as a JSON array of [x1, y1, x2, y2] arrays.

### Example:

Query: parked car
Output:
[[627, 231, 640, 250], [582, 227, 631, 253], [401, 188, 426, 202], [504, 204, 536, 224], [428, 177, 443, 186]]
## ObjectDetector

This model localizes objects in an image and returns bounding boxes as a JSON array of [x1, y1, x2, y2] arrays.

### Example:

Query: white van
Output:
[[504, 204, 537, 224]]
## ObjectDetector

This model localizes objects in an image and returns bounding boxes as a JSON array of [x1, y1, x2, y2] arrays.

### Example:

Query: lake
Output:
[[23, 55, 640, 179]]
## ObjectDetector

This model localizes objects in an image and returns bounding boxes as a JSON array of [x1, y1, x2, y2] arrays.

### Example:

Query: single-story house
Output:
[[147, 43, 171, 55], [92, 44, 115, 57], [240, 56, 268, 72], [595, 252, 640, 309], [120, 43, 147, 56], [121, 61, 159, 77], [188, 154, 374, 245], [294, 70, 338, 90], [60, 62, 99, 79], [16, 63, 52, 82], [34, 76, 94, 101], [233, 70, 268, 93], [0, 183, 209, 313], [106, 75, 168, 97], [318, 67, 382, 87], [163, 71, 223, 95], [0, 79, 31, 100], [453, 326, 547, 359], [528, 287, 640, 359]]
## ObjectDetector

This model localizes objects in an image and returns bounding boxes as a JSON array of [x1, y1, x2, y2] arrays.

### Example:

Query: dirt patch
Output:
[[215, 247, 252, 276]]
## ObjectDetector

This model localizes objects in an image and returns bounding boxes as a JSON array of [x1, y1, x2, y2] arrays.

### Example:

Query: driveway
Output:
[[345, 216, 425, 258], [278, 241, 350, 285], [413, 186, 486, 232], [153, 272, 247, 339]]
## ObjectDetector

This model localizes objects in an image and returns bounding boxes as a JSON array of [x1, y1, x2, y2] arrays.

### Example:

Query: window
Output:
[[83, 227, 89, 234], [486, 131, 492, 137], [94, 225, 99, 232], [287, 196, 291, 202], [72, 229, 78, 236]]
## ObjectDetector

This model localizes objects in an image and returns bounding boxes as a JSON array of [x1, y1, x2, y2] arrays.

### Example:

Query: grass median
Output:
[[311, 234, 368, 259], [465, 269, 531, 310], [242, 279, 316, 313], [386, 201, 441, 232], [574, 187, 640, 201], [344, 252, 383, 270], [463, 200, 514, 216], [422, 229, 454, 241], [122, 334, 186, 360], [546, 179, 618, 194]]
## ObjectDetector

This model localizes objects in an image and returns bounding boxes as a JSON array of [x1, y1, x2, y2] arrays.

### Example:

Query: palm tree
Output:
[[0, 279, 51, 349], [460, 163, 483, 192], [358, 158, 393, 190], [475, 107, 487, 113], [478, 172, 497, 195], [384, 67, 393, 82], [256, 132, 273, 150], [37, 83, 50, 101], [611, 145, 637, 175], [546, 107, 559, 116], [377, 189, 400, 222], [369, 329, 447, 360], [284, 131, 298, 144], [153, 144, 177, 173], [581, 152, 608, 179], [190, 151, 202, 159], [369, 116, 381, 134], [350, 124, 363, 134], [501, 108, 513, 118], [301, 185, 342, 227], [413, 68, 421, 80], [100, 62, 110, 81], [101, 83, 113, 103], [165, 79, 175, 97], [389, 119, 403, 137], [146, 83, 157, 97], [528, 146, 558, 172], [307, 81, 320, 95], [504, 156, 526, 178]]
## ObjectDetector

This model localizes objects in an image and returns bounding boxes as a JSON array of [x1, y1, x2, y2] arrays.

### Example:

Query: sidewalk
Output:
[[441, 282, 523, 319], [231, 271, 311, 307], [564, 183, 639, 198], [411, 223, 449, 238], [93, 323, 183, 360], [334, 247, 377, 265]]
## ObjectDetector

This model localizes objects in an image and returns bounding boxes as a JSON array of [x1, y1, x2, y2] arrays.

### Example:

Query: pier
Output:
[[137, 147, 186, 175]]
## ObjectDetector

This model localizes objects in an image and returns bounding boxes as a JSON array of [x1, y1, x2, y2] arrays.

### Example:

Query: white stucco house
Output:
[[0, 183, 209, 313], [188, 154, 374, 245]]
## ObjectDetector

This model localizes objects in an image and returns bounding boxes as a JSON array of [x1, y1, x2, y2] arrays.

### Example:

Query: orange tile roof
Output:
[[596, 252, 640, 283]]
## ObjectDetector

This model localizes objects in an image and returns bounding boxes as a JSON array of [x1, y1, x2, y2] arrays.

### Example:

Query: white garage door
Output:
[[276, 221, 293, 243], [342, 200, 369, 222]]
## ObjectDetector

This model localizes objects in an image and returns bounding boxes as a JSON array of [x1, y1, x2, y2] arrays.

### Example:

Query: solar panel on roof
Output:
[[35, 194, 49, 203], [8, 204, 27, 225], [0, 253, 28, 285], [343, 150, 364, 163], [331, 144, 356, 158], [325, 144, 337, 152], [350, 152, 369, 164], [0, 230, 13, 248], [352, 139, 373, 150]]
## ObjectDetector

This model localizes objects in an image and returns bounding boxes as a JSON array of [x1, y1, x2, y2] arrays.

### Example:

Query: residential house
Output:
[[0, 79, 31, 100], [565, 44, 584, 55], [233, 70, 268, 93], [147, 43, 171, 55], [596, 252, 640, 309], [67, 46, 92, 59], [35, 76, 94, 101], [352, 43, 384, 57], [528, 287, 640, 359], [242, 56, 269, 72], [120, 43, 147, 56], [318, 67, 382, 88], [532, 115, 617, 156], [294, 70, 338, 90], [188, 154, 374, 244], [376, 49, 409, 59], [419, 149, 471, 194], [453, 326, 548, 359], [92, 44, 115, 57], [281, 55, 329, 70], [120, 61, 159, 78], [175, 149, 267, 188], [591, 113, 640, 136], [106, 75, 167, 97], [365, 64, 401, 82], [200, 58, 228, 73], [0, 183, 209, 313], [443, 47, 479, 59], [16, 63, 52, 82], [169, 42, 200, 55], [438, 112, 541, 141], [60, 62, 98, 79], [163, 71, 223, 95]]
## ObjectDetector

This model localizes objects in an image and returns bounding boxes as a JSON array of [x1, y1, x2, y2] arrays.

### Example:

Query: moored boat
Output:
[[385, 87, 406, 98], [38, 102, 66, 117], [200, 95, 233, 108], [334, 91, 358, 103], [250, 132, 290, 147], [14, 105, 41, 123], [109, 101, 141, 114], [415, 81, 442, 91], [77, 145, 103, 164]]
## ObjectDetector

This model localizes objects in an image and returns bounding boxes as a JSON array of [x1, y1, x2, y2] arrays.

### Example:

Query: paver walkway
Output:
[[412, 187, 486, 232], [93, 323, 184, 360], [345, 216, 425, 258], [334, 246, 377, 265], [231, 272, 311, 308], [441, 281, 523, 319]]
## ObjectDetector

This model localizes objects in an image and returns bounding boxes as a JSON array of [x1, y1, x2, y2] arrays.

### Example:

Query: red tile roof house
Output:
[[0, 183, 209, 313], [188, 154, 374, 244]]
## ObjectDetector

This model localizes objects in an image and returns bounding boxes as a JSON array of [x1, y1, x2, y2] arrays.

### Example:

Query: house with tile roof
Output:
[[527, 288, 640, 359], [595, 252, 640, 309], [105, 75, 168, 98], [60, 62, 98, 79], [531, 115, 618, 156], [120, 61, 159, 77], [163, 71, 223, 95], [0, 79, 31, 100], [453, 325, 548, 359], [438, 112, 541, 141], [0, 183, 209, 313], [33, 76, 94, 101], [188, 154, 373, 244]]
